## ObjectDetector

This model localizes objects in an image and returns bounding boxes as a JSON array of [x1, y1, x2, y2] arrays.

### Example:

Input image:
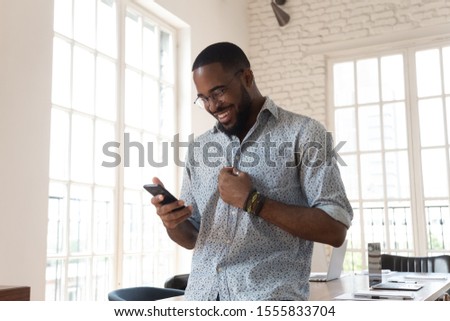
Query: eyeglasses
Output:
[[194, 69, 243, 109]]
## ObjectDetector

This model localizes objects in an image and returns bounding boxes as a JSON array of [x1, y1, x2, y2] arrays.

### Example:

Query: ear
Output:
[[242, 69, 254, 88]]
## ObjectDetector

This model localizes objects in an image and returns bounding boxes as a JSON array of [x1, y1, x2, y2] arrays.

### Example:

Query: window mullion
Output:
[[405, 47, 427, 256], [114, 0, 127, 288]]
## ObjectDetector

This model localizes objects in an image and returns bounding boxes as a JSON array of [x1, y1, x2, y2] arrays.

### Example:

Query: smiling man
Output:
[[151, 42, 353, 300]]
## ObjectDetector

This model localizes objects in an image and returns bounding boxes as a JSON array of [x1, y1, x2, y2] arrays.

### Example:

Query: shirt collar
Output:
[[211, 97, 279, 134]]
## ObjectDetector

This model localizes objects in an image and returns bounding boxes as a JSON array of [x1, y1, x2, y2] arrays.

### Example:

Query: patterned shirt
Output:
[[180, 97, 353, 300]]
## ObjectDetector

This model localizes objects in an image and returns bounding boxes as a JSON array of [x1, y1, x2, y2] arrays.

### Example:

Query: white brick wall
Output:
[[248, 0, 450, 125]]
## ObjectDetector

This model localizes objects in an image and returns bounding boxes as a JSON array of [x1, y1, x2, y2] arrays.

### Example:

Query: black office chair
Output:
[[164, 273, 189, 291], [108, 286, 184, 301], [380, 254, 450, 273]]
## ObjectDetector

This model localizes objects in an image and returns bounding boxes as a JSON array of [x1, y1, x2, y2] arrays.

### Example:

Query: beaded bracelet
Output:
[[244, 189, 265, 216]]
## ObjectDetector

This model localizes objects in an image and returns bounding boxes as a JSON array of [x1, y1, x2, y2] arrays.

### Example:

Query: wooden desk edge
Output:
[[0, 286, 31, 301]]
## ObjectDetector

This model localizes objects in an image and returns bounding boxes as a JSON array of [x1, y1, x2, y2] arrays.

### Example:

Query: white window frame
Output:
[[47, 0, 183, 300], [326, 30, 450, 271]]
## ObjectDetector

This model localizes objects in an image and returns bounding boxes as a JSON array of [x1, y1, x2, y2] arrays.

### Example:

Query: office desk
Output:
[[161, 272, 450, 301], [0, 286, 31, 301], [309, 272, 450, 301]]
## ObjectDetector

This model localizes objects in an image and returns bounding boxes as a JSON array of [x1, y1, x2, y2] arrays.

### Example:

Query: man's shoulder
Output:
[[275, 106, 326, 132]]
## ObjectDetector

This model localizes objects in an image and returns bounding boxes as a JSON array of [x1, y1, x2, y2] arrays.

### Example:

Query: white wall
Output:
[[0, 0, 53, 300]]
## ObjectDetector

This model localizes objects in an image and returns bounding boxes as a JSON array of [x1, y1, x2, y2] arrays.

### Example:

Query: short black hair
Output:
[[192, 42, 251, 72]]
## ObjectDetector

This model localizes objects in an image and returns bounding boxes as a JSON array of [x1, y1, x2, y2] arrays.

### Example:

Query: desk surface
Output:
[[309, 272, 450, 301], [0, 286, 31, 301]]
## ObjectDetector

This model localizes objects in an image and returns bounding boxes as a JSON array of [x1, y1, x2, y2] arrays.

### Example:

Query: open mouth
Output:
[[215, 107, 232, 124]]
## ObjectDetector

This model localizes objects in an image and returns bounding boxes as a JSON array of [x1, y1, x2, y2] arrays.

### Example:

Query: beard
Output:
[[218, 85, 252, 138]]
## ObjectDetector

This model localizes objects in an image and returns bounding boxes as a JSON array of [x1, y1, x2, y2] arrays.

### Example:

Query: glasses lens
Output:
[[194, 97, 207, 109]]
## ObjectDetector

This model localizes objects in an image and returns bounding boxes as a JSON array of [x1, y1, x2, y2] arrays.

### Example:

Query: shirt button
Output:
[[217, 267, 222, 273]]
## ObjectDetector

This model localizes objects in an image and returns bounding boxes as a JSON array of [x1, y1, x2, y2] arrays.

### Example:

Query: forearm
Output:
[[166, 219, 199, 250], [258, 198, 348, 247]]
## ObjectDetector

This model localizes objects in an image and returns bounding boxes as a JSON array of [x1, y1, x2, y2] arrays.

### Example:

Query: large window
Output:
[[47, 0, 179, 300], [329, 41, 450, 271]]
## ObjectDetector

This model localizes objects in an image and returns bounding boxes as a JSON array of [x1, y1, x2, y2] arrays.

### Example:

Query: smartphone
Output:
[[143, 183, 184, 209]]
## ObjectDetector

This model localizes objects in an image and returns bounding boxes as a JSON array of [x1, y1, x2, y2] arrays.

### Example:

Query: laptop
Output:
[[309, 240, 347, 282]]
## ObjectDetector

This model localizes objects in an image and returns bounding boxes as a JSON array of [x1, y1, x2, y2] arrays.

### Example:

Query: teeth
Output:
[[217, 110, 229, 120]]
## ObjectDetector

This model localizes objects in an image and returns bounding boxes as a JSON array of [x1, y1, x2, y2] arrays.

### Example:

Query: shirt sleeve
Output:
[[180, 143, 201, 231], [298, 120, 353, 228]]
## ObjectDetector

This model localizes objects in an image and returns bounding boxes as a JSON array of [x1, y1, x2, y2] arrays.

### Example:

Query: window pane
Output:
[[143, 21, 158, 75], [95, 120, 116, 186], [338, 154, 358, 200], [143, 76, 159, 134], [73, 0, 95, 48], [421, 148, 448, 198], [122, 255, 140, 287], [46, 259, 65, 301], [48, 182, 67, 255], [385, 151, 410, 199], [49, 108, 70, 180], [358, 105, 381, 151], [388, 201, 413, 250], [416, 49, 442, 98], [425, 200, 450, 251], [334, 107, 356, 153], [53, 0, 72, 37], [125, 11, 142, 68], [69, 185, 92, 254], [357, 58, 379, 104], [97, 0, 117, 57], [383, 102, 407, 150], [418, 98, 445, 147], [363, 202, 385, 245], [93, 187, 114, 253], [92, 256, 113, 300], [443, 47, 450, 95], [52, 37, 71, 107], [67, 258, 90, 300], [71, 114, 94, 183], [73, 46, 95, 113], [123, 190, 142, 252], [123, 129, 144, 188], [381, 54, 405, 101], [125, 69, 142, 127], [333, 62, 355, 107], [73, 0, 97, 48], [160, 85, 175, 136], [360, 153, 384, 199], [160, 31, 173, 82], [96, 56, 117, 121]]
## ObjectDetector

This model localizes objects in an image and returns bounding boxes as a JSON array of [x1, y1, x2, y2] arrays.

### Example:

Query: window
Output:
[[47, 0, 179, 300], [329, 41, 450, 271]]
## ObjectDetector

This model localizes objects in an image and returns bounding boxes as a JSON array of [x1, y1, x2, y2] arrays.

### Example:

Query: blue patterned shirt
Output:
[[180, 97, 353, 300]]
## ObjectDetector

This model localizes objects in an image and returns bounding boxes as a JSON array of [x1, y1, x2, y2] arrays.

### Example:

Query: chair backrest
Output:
[[108, 286, 184, 301], [381, 254, 450, 273], [164, 273, 189, 290]]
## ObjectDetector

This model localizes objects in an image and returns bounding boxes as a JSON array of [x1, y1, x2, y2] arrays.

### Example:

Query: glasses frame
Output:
[[193, 69, 244, 109]]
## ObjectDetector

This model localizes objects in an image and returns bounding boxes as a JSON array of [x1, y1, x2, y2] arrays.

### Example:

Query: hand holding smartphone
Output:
[[143, 183, 185, 210]]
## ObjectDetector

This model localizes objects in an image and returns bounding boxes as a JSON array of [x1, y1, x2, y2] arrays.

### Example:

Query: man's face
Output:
[[193, 63, 252, 137]]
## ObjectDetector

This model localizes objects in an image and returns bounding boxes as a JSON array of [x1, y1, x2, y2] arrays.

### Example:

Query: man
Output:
[[151, 42, 353, 300]]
